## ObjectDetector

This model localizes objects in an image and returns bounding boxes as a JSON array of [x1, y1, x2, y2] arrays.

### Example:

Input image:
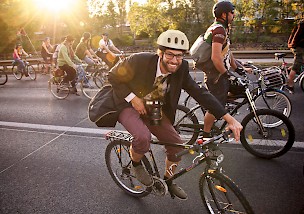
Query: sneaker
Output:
[[168, 183, 188, 200], [131, 164, 153, 186], [286, 86, 294, 94], [202, 131, 213, 141]]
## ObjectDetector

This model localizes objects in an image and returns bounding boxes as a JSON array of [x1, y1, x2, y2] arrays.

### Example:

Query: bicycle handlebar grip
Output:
[[223, 129, 232, 138]]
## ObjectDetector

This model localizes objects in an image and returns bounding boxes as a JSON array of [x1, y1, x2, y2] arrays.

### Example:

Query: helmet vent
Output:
[[167, 38, 171, 43]]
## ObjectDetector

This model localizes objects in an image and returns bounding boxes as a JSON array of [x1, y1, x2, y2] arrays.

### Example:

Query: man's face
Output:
[[159, 49, 184, 74], [227, 10, 235, 24]]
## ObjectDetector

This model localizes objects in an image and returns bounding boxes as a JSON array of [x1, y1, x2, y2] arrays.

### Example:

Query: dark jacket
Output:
[[108, 52, 227, 124]]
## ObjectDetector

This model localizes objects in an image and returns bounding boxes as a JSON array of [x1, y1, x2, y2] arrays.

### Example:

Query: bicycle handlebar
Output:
[[175, 130, 232, 158]]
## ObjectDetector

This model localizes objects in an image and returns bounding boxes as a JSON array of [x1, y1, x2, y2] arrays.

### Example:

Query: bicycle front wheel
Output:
[[0, 69, 8, 85], [105, 140, 152, 198], [81, 75, 102, 99], [48, 76, 70, 99], [241, 109, 295, 159], [12, 65, 23, 80], [174, 105, 200, 145], [93, 69, 109, 88], [200, 169, 254, 214], [27, 65, 36, 80], [254, 89, 291, 121]]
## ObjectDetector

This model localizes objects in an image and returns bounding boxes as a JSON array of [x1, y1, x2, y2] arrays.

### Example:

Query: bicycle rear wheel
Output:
[[254, 89, 291, 122], [200, 169, 254, 214], [48, 76, 70, 99], [81, 74, 102, 99], [12, 65, 23, 80], [105, 140, 152, 198], [0, 69, 8, 85], [241, 109, 295, 159], [27, 65, 37, 80], [174, 105, 200, 145]]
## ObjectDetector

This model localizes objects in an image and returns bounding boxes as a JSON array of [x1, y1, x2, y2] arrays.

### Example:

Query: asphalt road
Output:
[[0, 73, 304, 214]]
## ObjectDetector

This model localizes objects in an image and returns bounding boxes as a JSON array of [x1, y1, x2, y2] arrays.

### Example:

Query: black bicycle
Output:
[[105, 130, 254, 213], [12, 55, 36, 80], [184, 67, 292, 121], [0, 68, 8, 85], [175, 74, 295, 159]]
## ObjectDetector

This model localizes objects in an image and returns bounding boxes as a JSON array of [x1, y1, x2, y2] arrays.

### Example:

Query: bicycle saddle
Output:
[[274, 53, 286, 59]]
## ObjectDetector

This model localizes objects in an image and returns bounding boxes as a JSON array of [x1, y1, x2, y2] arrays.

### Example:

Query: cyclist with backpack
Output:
[[191, 1, 250, 140]]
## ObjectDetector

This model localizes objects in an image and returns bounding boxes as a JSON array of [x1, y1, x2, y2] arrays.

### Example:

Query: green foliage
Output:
[[0, 0, 303, 56]]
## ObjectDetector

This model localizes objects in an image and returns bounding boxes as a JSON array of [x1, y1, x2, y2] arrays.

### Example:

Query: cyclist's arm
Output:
[[211, 42, 227, 74], [22, 49, 30, 57]]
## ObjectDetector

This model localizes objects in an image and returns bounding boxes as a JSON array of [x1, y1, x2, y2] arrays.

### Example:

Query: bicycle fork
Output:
[[246, 88, 268, 137]]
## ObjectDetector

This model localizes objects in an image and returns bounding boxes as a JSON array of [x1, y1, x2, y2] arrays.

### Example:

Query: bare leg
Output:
[[130, 145, 144, 163], [203, 112, 216, 133], [288, 70, 296, 87]]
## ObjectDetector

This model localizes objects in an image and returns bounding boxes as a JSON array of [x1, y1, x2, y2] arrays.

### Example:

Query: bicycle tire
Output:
[[48, 76, 70, 99], [81, 75, 102, 99], [12, 65, 23, 80], [93, 69, 109, 88], [199, 169, 254, 214], [0, 69, 8, 85], [174, 105, 200, 145], [27, 65, 36, 80], [240, 109, 295, 159], [105, 140, 152, 198], [299, 74, 304, 92], [254, 88, 292, 122]]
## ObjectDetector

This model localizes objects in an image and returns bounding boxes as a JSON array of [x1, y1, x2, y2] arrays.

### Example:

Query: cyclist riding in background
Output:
[[53, 37, 66, 68], [96, 32, 123, 68], [41, 37, 54, 73], [107, 29, 243, 200], [75, 32, 99, 72], [194, 1, 251, 140], [287, 18, 304, 93], [57, 35, 83, 95], [13, 43, 30, 76]]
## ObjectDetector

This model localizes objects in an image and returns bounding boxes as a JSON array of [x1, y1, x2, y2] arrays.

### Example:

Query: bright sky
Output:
[[32, 0, 74, 13]]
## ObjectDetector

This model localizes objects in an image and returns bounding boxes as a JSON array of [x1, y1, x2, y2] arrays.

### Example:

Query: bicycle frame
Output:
[[106, 130, 226, 187], [179, 79, 264, 136]]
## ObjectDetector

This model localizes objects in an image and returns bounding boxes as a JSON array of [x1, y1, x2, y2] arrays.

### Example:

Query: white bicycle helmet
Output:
[[157, 30, 189, 51]]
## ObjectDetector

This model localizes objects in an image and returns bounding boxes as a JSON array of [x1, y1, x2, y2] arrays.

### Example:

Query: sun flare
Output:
[[33, 0, 74, 13]]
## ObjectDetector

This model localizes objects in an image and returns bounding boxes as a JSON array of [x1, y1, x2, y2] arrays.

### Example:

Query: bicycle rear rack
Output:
[[106, 130, 134, 142]]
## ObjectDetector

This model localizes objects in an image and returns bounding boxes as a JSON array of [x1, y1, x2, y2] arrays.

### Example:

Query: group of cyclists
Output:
[[10, 0, 302, 202], [13, 31, 123, 95]]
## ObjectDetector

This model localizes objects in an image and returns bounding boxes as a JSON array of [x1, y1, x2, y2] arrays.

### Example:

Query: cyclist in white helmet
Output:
[[106, 29, 242, 200]]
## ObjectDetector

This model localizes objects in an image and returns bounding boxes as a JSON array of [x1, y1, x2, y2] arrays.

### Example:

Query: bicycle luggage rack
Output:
[[106, 130, 134, 142], [260, 66, 284, 88]]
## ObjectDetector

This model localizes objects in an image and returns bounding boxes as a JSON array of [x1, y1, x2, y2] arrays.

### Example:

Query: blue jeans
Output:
[[14, 59, 25, 72]]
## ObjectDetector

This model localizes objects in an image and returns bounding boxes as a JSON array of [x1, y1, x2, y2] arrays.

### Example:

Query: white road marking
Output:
[[0, 121, 303, 148]]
